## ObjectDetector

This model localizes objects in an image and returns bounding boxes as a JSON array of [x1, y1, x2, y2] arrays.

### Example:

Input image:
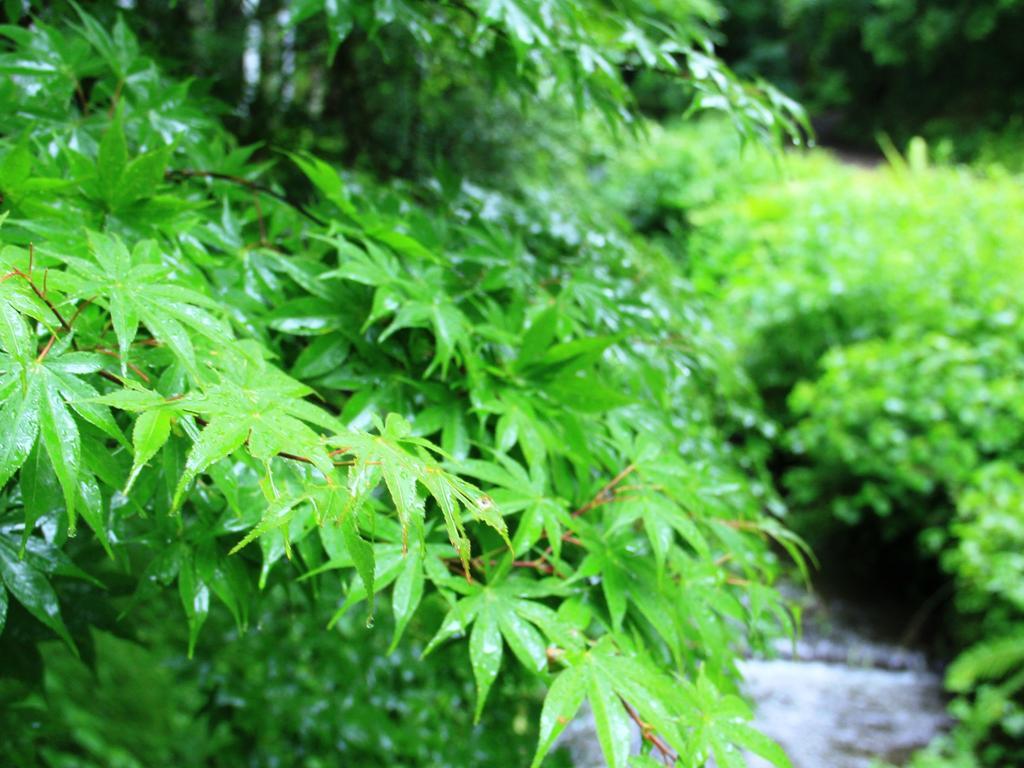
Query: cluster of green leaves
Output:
[[623, 127, 1024, 766], [7, 0, 808, 185], [0, 7, 803, 765], [291, 0, 809, 146]]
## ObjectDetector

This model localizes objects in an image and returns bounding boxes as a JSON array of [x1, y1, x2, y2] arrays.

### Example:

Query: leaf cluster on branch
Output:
[[0, 5, 807, 765]]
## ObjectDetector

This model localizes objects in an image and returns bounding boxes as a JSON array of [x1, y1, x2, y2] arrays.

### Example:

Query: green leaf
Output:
[[588, 670, 633, 768], [114, 144, 171, 208], [720, 722, 793, 768], [19, 442, 62, 551], [108, 291, 138, 374], [425, 301, 467, 377], [287, 150, 356, 214], [0, 536, 74, 650], [947, 633, 1024, 692], [76, 470, 112, 557], [601, 558, 627, 631], [322, 1, 355, 63], [126, 409, 173, 491], [327, 545, 407, 628], [177, 550, 209, 657], [97, 112, 128, 205], [51, 365, 126, 445], [91, 385, 166, 412], [470, 601, 503, 722], [0, 140, 31, 190], [518, 304, 559, 368], [497, 604, 548, 672], [422, 593, 482, 656], [532, 665, 587, 767], [0, 376, 41, 491], [39, 376, 81, 533], [419, 469, 471, 572], [0, 585, 7, 635], [339, 510, 375, 621], [389, 544, 424, 650], [0, 300, 32, 362], [380, 459, 425, 553], [173, 417, 251, 511], [228, 492, 310, 555], [197, 543, 250, 632]]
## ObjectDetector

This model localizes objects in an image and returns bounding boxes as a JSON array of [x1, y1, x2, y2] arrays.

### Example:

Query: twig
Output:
[[719, 519, 762, 532], [253, 191, 267, 244], [572, 464, 636, 518], [36, 333, 58, 362], [165, 169, 327, 226], [93, 347, 151, 383], [530, 464, 640, 570], [74, 80, 89, 115], [97, 370, 126, 386], [512, 558, 554, 574], [2, 266, 72, 331], [67, 296, 95, 328], [107, 79, 124, 118], [620, 698, 676, 764]]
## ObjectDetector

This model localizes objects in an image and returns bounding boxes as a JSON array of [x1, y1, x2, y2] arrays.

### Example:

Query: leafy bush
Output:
[[903, 464, 1024, 768], [0, 6, 807, 766], [616, 127, 1024, 765]]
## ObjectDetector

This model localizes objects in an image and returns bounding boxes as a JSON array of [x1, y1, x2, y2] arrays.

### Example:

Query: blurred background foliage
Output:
[[716, 0, 1024, 165], [3, 585, 558, 767]]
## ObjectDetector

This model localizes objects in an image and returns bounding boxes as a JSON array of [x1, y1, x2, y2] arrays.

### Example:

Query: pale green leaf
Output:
[[173, 417, 251, 511], [390, 545, 424, 651], [470, 602, 503, 722], [126, 409, 172, 491], [39, 378, 80, 533], [0, 376, 41, 492], [589, 671, 633, 768], [532, 665, 587, 768]]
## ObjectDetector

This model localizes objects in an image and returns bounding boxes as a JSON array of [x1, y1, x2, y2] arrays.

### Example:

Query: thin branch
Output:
[[74, 79, 89, 115], [68, 296, 95, 328], [2, 267, 72, 331], [93, 347, 151, 383], [252, 191, 267, 244], [165, 169, 327, 226], [620, 698, 676, 764], [36, 332, 58, 362], [107, 79, 124, 118], [530, 464, 640, 571], [719, 519, 762, 532], [441, 555, 556, 576], [572, 463, 636, 518], [97, 370, 126, 386]]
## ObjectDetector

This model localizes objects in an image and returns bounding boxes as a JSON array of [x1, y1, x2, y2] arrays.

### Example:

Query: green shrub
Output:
[[903, 464, 1024, 768], [616, 126, 1024, 766], [0, 6, 807, 766]]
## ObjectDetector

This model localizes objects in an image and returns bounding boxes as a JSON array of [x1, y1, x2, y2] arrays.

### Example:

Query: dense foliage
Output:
[[612, 125, 1024, 767], [0, 4, 812, 766], [14, 0, 806, 181], [5, 3, 1020, 766]]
